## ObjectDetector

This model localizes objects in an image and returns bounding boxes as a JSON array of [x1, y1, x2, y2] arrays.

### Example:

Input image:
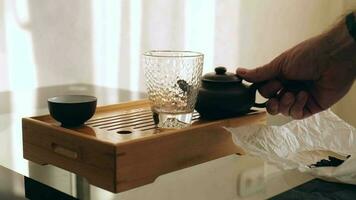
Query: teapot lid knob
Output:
[[215, 66, 227, 75], [202, 66, 241, 82]]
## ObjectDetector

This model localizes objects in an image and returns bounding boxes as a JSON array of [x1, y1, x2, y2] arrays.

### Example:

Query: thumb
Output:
[[236, 56, 284, 82]]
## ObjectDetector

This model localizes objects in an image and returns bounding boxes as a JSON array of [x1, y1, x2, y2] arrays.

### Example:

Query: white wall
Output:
[[0, 0, 94, 90], [0, 1, 355, 199], [0, 0, 349, 92], [2, 1, 352, 126]]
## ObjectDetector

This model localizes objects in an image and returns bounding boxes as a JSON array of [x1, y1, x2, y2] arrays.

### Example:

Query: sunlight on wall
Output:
[[185, 0, 215, 74], [91, 0, 121, 88], [13, 0, 29, 23], [129, 0, 142, 92], [6, 0, 37, 90], [0, 0, 39, 179], [10, 90, 34, 175]]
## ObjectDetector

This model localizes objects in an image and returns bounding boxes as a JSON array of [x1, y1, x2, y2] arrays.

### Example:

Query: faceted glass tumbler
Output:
[[143, 50, 204, 129]]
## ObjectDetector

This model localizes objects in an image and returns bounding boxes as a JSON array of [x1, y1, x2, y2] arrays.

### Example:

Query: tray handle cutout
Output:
[[51, 143, 78, 159]]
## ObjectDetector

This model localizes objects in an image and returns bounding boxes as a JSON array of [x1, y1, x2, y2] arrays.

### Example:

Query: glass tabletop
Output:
[[0, 83, 319, 200], [0, 84, 146, 199]]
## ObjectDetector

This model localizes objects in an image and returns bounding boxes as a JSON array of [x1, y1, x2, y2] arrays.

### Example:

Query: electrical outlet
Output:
[[238, 164, 265, 197]]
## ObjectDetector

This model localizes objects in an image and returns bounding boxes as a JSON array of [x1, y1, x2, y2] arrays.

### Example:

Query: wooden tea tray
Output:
[[22, 99, 266, 193]]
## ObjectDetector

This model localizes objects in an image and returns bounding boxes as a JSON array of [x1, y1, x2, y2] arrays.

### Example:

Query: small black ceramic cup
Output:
[[48, 95, 97, 127]]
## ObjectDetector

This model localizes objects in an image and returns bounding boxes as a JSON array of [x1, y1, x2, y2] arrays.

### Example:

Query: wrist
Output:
[[322, 12, 356, 77], [346, 12, 356, 42], [323, 13, 355, 53]]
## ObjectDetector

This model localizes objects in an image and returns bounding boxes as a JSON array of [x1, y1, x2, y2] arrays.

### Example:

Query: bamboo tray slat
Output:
[[22, 99, 266, 193]]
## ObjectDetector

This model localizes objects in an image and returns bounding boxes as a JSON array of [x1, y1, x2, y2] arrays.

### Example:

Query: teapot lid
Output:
[[202, 66, 242, 83]]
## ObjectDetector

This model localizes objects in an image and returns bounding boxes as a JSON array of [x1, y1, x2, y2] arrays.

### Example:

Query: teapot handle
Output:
[[235, 75, 267, 108], [249, 82, 267, 108], [250, 80, 313, 108]]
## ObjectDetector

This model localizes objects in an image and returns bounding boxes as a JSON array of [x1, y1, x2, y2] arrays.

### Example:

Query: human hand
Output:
[[236, 19, 356, 119]]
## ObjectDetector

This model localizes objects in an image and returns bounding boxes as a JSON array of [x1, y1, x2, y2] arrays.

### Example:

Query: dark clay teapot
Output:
[[195, 66, 266, 119]]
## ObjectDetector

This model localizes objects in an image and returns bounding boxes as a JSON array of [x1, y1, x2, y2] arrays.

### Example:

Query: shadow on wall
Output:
[[237, 0, 338, 68], [19, 0, 94, 87], [236, 0, 347, 126]]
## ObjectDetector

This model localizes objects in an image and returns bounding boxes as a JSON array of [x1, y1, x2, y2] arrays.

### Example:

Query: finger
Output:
[[278, 92, 295, 116], [266, 98, 279, 115], [305, 95, 323, 115], [258, 79, 283, 98], [302, 108, 312, 119], [290, 91, 308, 119], [236, 54, 285, 82]]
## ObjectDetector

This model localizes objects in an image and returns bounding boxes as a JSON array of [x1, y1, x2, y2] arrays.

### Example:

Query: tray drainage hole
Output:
[[117, 130, 132, 134]]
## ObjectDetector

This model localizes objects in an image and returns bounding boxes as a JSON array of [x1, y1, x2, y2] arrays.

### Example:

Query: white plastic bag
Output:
[[226, 110, 356, 184]]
